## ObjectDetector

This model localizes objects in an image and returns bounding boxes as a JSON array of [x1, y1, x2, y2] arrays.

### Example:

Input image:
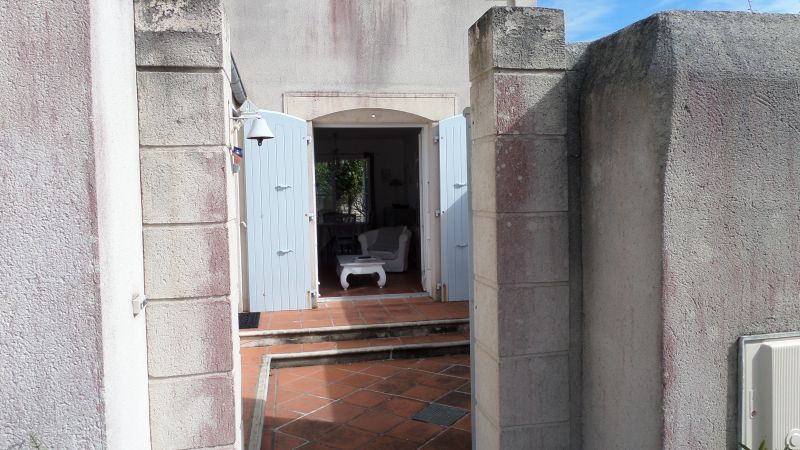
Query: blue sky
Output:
[[538, 0, 800, 41]]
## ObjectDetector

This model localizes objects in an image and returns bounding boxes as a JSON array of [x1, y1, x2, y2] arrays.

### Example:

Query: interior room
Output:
[[313, 127, 425, 298]]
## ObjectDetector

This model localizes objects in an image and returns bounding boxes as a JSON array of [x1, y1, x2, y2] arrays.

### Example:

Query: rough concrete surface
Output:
[[581, 10, 800, 449], [661, 11, 800, 449], [136, 71, 227, 146], [135, 1, 242, 447], [143, 225, 231, 300], [0, 0, 150, 448], [134, 0, 226, 68], [469, 6, 571, 448], [565, 40, 588, 450], [470, 72, 567, 140], [146, 299, 234, 377], [495, 213, 569, 284], [469, 6, 565, 78], [580, 15, 671, 450], [140, 147, 233, 224], [149, 374, 236, 449]]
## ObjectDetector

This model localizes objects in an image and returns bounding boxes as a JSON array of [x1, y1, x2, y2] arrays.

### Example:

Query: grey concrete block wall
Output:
[[148, 375, 236, 449], [134, 0, 241, 448], [140, 147, 235, 223], [134, 0, 227, 68], [137, 71, 228, 146], [469, 7, 572, 448], [581, 11, 800, 449], [146, 299, 234, 377], [143, 226, 231, 298]]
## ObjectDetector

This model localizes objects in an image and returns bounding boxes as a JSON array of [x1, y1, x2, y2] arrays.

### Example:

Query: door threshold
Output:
[[319, 292, 430, 302]]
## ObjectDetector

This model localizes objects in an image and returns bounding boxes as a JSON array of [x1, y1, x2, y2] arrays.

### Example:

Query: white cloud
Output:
[[546, 0, 618, 41]]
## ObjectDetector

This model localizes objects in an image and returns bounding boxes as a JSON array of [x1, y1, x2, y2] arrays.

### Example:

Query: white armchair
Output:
[[358, 226, 412, 272]]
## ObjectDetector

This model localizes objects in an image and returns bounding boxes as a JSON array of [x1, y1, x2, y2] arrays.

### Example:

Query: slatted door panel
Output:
[[439, 114, 471, 301], [245, 111, 310, 311]]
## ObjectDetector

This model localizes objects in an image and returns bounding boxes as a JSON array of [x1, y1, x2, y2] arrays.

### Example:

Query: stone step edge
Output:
[[239, 318, 469, 338], [246, 354, 271, 450], [268, 340, 469, 362]]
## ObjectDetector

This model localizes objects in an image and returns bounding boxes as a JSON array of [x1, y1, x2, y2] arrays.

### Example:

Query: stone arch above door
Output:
[[283, 92, 458, 122]]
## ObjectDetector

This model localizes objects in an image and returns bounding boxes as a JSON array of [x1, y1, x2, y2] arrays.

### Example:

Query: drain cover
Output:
[[238, 312, 260, 329], [413, 403, 467, 426]]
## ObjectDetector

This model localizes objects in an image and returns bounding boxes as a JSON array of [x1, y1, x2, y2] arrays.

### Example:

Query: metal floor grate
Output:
[[412, 403, 467, 426], [238, 312, 261, 330]]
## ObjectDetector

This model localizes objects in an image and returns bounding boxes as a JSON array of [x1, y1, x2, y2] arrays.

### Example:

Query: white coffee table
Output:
[[336, 255, 386, 290]]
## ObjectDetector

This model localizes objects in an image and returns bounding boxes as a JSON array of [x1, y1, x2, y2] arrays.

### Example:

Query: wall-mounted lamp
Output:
[[231, 111, 274, 146], [248, 116, 273, 146]]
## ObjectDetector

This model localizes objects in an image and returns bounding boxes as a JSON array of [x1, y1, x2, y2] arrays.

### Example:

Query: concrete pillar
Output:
[[469, 7, 570, 449], [133, 1, 241, 449]]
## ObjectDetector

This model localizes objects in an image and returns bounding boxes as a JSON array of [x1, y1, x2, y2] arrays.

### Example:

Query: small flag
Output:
[[232, 146, 243, 164]]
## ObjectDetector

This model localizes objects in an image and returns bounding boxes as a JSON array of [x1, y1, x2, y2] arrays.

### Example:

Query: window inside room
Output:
[[315, 158, 370, 224]]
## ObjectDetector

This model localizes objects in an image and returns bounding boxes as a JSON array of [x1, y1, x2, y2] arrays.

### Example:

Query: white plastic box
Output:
[[740, 332, 800, 450]]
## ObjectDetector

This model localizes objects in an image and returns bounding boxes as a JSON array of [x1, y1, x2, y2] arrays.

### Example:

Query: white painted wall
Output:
[[227, 0, 506, 112], [92, 1, 151, 448], [0, 1, 149, 448]]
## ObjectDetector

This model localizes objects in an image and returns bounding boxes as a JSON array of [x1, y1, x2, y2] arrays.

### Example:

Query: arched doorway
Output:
[[241, 105, 471, 311]]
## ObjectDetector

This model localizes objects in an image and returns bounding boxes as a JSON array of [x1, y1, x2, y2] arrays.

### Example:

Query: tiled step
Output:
[[240, 318, 469, 348], [241, 298, 469, 333], [264, 331, 470, 368]]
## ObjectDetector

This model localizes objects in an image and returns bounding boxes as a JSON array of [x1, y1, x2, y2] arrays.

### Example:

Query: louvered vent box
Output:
[[740, 332, 800, 450]]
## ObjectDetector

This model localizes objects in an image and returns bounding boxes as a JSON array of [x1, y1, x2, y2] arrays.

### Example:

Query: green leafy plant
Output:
[[333, 159, 366, 217], [740, 440, 790, 450], [28, 433, 47, 450]]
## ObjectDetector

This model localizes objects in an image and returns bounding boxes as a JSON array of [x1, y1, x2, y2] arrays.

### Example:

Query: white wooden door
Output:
[[438, 114, 471, 301], [245, 111, 315, 311]]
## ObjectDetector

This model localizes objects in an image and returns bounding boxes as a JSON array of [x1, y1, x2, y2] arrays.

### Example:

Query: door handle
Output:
[[457, 244, 469, 248], [275, 185, 292, 191], [277, 249, 294, 255], [454, 183, 467, 188]]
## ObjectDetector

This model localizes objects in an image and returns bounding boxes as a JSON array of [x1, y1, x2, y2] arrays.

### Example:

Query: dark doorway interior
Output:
[[313, 127, 425, 298]]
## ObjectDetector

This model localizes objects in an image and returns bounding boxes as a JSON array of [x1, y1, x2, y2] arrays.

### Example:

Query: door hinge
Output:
[[309, 290, 318, 309], [303, 136, 313, 144], [433, 136, 440, 144], [132, 293, 147, 316], [435, 209, 442, 217]]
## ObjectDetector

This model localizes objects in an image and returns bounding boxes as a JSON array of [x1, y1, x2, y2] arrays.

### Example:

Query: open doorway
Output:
[[313, 127, 426, 298]]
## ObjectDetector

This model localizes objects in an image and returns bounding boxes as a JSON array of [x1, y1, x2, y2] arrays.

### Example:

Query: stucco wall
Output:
[[661, 11, 800, 448], [227, 0, 506, 113], [0, 0, 149, 448], [580, 16, 671, 449], [580, 11, 800, 448]]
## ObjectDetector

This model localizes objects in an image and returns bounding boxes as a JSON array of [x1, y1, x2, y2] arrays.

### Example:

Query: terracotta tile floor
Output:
[[260, 355, 471, 450], [246, 298, 469, 332], [318, 267, 425, 298]]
